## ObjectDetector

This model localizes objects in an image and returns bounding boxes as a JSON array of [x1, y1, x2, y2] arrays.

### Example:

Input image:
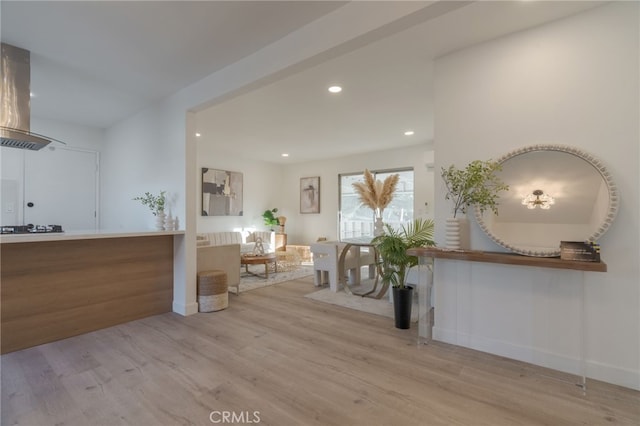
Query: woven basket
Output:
[[197, 270, 228, 312]]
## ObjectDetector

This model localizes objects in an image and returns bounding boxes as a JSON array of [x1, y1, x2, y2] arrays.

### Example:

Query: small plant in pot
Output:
[[262, 208, 279, 230], [441, 160, 508, 218], [372, 218, 435, 329], [133, 191, 167, 230], [133, 191, 166, 216], [441, 160, 508, 249]]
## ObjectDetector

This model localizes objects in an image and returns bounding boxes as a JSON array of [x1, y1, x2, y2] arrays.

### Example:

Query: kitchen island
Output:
[[1, 230, 184, 354]]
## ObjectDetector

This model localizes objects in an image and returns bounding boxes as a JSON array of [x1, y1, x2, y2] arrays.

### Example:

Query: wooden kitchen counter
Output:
[[1, 231, 183, 354], [0, 228, 183, 243]]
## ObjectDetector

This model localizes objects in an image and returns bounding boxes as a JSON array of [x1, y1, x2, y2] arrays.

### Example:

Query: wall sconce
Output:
[[522, 189, 555, 210]]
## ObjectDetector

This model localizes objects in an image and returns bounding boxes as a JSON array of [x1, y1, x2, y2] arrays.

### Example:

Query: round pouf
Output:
[[197, 270, 228, 312]]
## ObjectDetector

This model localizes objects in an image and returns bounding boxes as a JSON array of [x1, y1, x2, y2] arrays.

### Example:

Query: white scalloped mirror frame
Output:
[[475, 144, 619, 257]]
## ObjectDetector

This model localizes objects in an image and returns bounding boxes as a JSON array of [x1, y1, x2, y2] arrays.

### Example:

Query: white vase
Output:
[[374, 216, 384, 237], [164, 212, 174, 231], [156, 211, 166, 231], [445, 217, 469, 250]]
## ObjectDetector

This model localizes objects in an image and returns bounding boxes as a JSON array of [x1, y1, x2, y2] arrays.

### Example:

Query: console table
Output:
[[406, 247, 607, 391]]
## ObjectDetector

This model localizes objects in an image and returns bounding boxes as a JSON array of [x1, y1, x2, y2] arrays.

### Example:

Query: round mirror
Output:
[[475, 144, 619, 257]]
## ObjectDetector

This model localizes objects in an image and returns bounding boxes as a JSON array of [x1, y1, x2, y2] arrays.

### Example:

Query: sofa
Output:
[[197, 231, 276, 254], [196, 231, 276, 295]]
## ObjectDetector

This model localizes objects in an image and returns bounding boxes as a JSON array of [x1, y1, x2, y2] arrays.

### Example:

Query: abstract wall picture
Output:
[[300, 176, 320, 214], [201, 168, 243, 216]]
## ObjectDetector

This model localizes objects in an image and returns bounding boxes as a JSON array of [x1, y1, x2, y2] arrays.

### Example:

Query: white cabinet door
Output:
[[24, 147, 98, 230]]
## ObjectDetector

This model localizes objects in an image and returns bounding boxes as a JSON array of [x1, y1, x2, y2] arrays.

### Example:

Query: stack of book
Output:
[[560, 241, 601, 262]]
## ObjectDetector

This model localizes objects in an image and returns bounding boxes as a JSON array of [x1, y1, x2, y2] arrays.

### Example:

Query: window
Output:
[[339, 168, 414, 239]]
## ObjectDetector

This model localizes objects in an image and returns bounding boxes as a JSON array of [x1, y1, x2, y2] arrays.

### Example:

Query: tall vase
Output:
[[445, 216, 469, 250], [374, 216, 384, 237], [156, 211, 166, 231], [164, 212, 174, 231]]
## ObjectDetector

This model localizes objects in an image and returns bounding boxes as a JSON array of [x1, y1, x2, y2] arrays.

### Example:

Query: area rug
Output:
[[235, 264, 314, 294], [304, 283, 419, 322]]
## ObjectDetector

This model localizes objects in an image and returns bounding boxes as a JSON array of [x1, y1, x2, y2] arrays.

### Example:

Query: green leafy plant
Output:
[[372, 218, 435, 289], [133, 191, 166, 216], [262, 208, 279, 227], [441, 160, 509, 218]]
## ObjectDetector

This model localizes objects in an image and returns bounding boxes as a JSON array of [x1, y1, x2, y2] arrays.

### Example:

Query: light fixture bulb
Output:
[[195, 133, 201, 137], [328, 85, 342, 93], [522, 189, 555, 210], [404, 130, 415, 136], [281, 153, 289, 157]]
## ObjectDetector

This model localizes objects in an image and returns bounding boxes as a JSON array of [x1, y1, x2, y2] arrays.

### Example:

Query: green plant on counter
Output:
[[441, 160, 509, 218], [133, 191, 166, 215], [262, 208, 279, 227], [372, 218, 435, 289]]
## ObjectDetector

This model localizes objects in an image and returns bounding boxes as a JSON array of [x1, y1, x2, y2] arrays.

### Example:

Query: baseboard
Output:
[[172, 301, 199, 316], [433, 326, 640, 391]]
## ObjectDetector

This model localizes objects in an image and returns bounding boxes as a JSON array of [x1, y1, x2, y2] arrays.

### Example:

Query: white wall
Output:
[[196, 143, 283, 233], [193, 142, 433, 240], [101, 104, 186, 232], [433, 2, 639, 389], [31, 117, 105, 152], [281, 143, 434, 245]]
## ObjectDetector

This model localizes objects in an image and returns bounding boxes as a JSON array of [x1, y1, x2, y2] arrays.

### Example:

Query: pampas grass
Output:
[[352, 169, 399, 213]]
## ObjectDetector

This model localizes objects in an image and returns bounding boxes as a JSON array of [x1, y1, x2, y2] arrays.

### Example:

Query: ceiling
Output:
[[0, 1, 346, 128], [1, 1, 607, 164]]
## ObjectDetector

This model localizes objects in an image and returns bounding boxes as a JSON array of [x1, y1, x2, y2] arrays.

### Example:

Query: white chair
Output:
[[311, 241, 377, 292], [311, 242, 340, 291]]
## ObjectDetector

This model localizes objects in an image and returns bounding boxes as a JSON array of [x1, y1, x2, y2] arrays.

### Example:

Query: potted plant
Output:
[[133, 191, 166, 230], [262, 208, 279, 230], [441, 160, 508, 249], [133, 191, 166, 214], [372, 218, 435, 329]]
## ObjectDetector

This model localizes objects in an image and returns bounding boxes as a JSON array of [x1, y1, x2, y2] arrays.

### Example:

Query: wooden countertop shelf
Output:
[[406, 247, 607, 272]]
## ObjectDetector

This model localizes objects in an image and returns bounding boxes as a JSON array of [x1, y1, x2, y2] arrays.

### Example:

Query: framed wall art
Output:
[[201, 168, 243, 216], [300, 176, 320, 214]]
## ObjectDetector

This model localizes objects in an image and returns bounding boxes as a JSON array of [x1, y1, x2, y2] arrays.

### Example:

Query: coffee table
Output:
[[241, 253, 277, 279]]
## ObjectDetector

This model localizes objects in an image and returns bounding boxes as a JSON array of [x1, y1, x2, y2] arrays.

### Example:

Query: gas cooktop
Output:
[[1, 225, 64, 234]]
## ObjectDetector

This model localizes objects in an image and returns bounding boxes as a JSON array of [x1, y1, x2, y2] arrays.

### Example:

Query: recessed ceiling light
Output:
[[328, 86, 342, 94], [195, 133, 201, 137], [281, 153, 289, 157], [404, 130, 415, 136]]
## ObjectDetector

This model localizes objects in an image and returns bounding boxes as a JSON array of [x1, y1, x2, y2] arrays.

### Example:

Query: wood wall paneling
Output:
[[1, 236, 174, 354]]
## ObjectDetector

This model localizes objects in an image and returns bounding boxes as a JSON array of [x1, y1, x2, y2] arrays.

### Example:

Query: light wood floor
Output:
[[2, 277, 639, 426]]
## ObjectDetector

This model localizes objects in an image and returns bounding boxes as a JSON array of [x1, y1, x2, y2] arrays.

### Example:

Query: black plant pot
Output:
[[392, 286, 414, 329]]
